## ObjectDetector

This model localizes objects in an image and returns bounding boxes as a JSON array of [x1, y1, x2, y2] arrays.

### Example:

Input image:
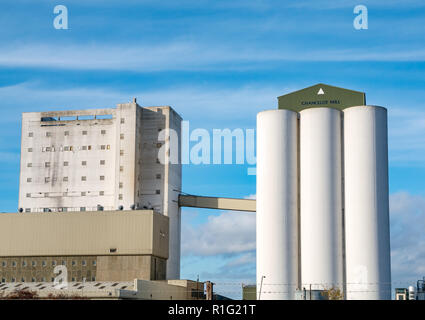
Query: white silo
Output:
[[256, 109, 299, 300], [299, 107, 344, 292], [343, 106, 391, 300]]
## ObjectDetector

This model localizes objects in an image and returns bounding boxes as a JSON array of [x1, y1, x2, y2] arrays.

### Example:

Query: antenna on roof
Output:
[[133, 97, 137, 103]]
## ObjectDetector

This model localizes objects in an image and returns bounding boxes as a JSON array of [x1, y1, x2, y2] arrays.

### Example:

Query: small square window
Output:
[[82, 161, 87, 166], [81, 176, 86, 181], [52, 260, 57, 266], [26, 193, 31, 198], [81, 192, 86, 196], [120, 134, 124, 140], [26, 178, 32, 182], [92, 261, 96, 266], [120, 150, 124, 156], [82, 260, 86, 266], [62, 260, 66, 265], [28, 148, 33, 152], [2, 261, 7, 267], [156, 190, 160, 194], [42, 261, 46, 267], [101, 130, 106, 134], [28, 132, 33, 137], [64, 146, 69, 151], [100, 176, 105, 181], [64, 131, 69, 136], [100, 160, 105, 165], [32, 261, 36, 267], [12, 261, 17, 267], [46, 147, 51, 152], [82, 131, 87, 135], [11, 278, 16, 283], [80, 207, 86, 211], [63, 177, 68, 182], [119, 194, 123, 200], [120, 166, 123, 172], [21, 277, 25, 282], [101, 145, 106, 150], [99, 191, 104, 196], [82, 146, 87, 151], [45, 177, 50, 183], [46, 132, 51, 137], [44, 192, 49, 197], [45, 162, 50, 168], [156, 174, 161, 179], [31, 278, 36, 282], [72, 261, 76, 266], [27, 163, 32, 167], [64, 161, 68, 166], [72, 277, 76, 282], [119, 182, 123, 188], [25, 208, 31, 212], [22, 261, 27, 267], [120, 118, 125, 124], [88, 145, 92, 150]]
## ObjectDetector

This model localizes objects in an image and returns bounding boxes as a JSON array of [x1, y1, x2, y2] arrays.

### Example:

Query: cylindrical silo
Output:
[[343, 106, 391, 300], [256, 109, 299, 300], [300, 107, 343, 292]]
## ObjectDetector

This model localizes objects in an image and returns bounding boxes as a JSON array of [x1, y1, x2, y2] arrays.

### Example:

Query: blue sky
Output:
[[1, 0, 425, 298]]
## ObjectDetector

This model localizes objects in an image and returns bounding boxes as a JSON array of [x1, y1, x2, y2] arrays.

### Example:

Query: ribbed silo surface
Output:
[[299, 107, 344, 291], [256, 109, 299, 300], [343, 106, 391, 300]]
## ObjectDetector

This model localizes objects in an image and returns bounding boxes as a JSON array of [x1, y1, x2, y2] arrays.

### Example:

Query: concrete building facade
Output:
[[16, 101, 182, 279]]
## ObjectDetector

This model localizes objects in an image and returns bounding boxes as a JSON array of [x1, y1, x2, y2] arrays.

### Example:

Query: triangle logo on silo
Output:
[[317, 88, 325, 95]]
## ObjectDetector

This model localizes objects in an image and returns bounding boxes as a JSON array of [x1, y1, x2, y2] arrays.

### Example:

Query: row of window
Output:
[[26, 176, 107, 183], [1, 260, 96, 268], [28, 160, 107, 168], [27, 145, 113, 152], [26, 191, 106, 198], [28, 129, 112, 137], [1, 276, 96, 283]]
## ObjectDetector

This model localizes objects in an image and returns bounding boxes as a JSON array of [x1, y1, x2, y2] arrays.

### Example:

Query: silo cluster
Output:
[[256, 105, 391, 300]]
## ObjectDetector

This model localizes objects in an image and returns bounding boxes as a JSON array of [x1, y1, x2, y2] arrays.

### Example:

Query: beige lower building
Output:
[[0, 210, 168, 283]]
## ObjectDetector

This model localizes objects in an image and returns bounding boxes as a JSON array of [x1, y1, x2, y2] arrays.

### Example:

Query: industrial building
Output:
[[1, 101, 182, 282], [257, 84, 391, 300]]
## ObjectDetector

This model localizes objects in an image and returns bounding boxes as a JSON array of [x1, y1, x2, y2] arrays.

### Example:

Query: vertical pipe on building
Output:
[[343, 106, 391, 300], [300, 107, 344, 292], [256, 109, 298, 300]]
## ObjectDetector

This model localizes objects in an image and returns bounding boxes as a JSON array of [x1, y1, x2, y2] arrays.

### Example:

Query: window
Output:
[[80, 207, 86, 211], [27, 163, 32, 167], [82, 146, 87, 151], [119, 194, 123, 200], [64, 161, 68, 166], [28, 132, 33, 137], [88, 145, 91, 150], [31, 278, 36, 282], [46, 147, 51, 152], [70, 146, 73, 151], [21, 277, 25, 282], [2, 261, 6, 267], [26, 193, 31, 198], [11, 278, 16, 283], [119, 182, 123, 188], [44, 192, 49, 197], [120, 134, 124, 140], [1, 278, 5, 283], [42, 261, 46, 267], [63, 177, 68, 182], [52, 260, 57, 266], [120, 166, 123, 172], [99, 191, 104, 196], [22, 261, 27, 267], [92, 277, 96, 281], [27, 178, 32, 182], [82, 131, 87, 135], [81, 176, 86, 181], [25, 208, 30, 212], [156, 143, 162, 148], [101, 130, 106, 135], [62, 260, 66, 265], [28, 148, 33, 152], [45, 177, 50, 183], [64, 131, 69, 136], [120, 118, 125, 124], [101, 145, 106, 150], [64, 146, 69, 151], [12, 261, 16, 267], [92, 261, 96, 266], [45, 162, 50, 168], [156, 174, 161, 179], [81, 192, 86, 196], [32, 261, 36, 267], [100, 160, 105, 165], [120, 150, 124, 156], [82, 161, 87, 166], [82, 260, 86, 267], [156, 190, 161, 194], [107, 144, 110, 150], [46, 132, 51, 137], [72, 261, 76, 266], [100, 175, 105, 181], [72, 277, 76, 282]]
